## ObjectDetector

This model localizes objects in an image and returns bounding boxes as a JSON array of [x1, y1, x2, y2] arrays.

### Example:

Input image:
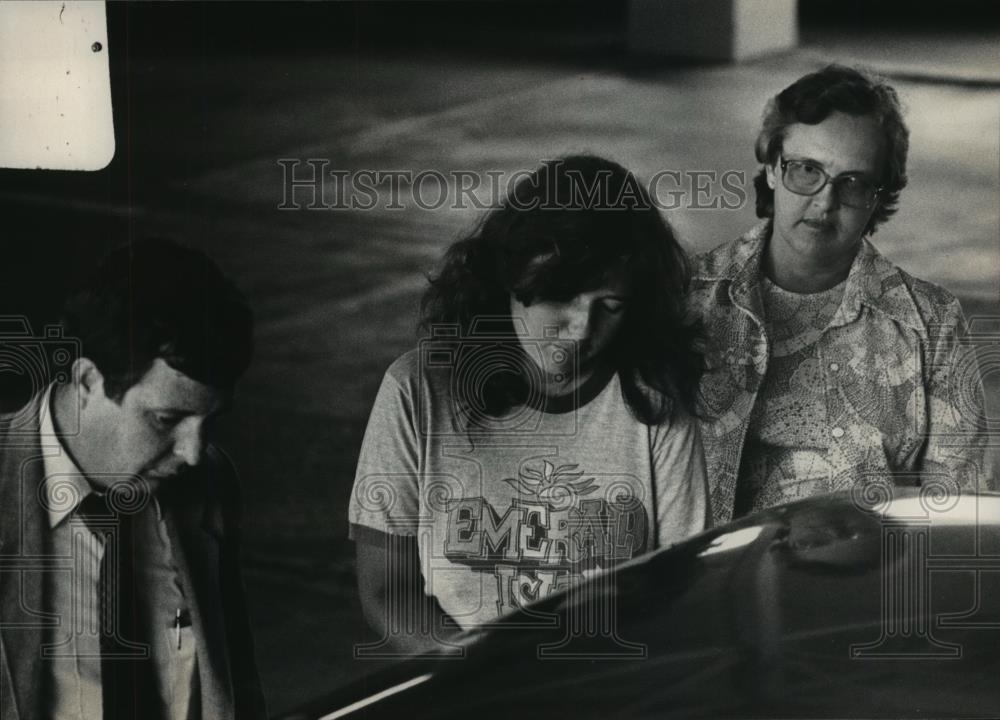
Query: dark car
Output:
[[284, 488, 1000, 719]]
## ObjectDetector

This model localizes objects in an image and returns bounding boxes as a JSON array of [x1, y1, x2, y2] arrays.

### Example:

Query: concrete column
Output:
[[627, 0, 798, 62]]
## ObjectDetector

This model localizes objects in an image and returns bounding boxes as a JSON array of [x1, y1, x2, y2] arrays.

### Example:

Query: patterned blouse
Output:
[[736, 276, 847, 515], [688, 222, 992, 526]]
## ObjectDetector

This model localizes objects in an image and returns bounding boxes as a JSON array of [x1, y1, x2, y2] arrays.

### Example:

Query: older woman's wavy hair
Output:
[[420, 155, 702, 427], [753, 64, 909, 236]]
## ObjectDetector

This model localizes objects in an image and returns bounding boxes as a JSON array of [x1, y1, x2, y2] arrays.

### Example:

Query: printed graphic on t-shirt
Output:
[[442, 459, 647, 617]]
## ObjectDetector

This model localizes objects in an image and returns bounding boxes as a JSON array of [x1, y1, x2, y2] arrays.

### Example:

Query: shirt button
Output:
[[829, 362, 840, 372], [831, 427, 845, 439]]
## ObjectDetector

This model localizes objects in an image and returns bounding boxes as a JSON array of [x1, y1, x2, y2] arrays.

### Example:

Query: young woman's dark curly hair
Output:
[[420, 155, 702, 427]]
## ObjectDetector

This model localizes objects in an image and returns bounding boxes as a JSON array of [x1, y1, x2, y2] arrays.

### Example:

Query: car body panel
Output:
[[285, 489, 1000, 719]]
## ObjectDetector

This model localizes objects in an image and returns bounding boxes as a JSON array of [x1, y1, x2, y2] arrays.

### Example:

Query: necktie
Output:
[[78, 490, 156, 720]]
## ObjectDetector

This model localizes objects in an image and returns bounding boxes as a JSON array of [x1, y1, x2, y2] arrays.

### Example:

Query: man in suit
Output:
[[0, 239, 266, 719]]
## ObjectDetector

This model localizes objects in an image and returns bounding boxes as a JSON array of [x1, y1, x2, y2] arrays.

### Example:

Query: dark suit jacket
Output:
[[0, 392, 267, 720]]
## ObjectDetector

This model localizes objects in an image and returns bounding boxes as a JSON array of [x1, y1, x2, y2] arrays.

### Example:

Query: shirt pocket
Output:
[[700, 348, 757, 427], [158, 624, 200, 720], [822, 329, 924, 465]]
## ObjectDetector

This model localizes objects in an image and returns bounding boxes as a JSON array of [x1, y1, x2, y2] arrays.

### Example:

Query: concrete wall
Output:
[[627, 0, 798, 62]]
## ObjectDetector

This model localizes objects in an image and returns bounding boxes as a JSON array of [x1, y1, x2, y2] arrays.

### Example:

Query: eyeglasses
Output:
[[779, 157, 882, 210]]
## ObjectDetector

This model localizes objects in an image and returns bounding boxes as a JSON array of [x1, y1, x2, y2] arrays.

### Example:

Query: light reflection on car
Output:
[[282, 488, 1000, 720]]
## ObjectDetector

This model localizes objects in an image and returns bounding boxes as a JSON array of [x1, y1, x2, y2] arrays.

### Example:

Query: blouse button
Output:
[[831, 427, 845, 439], [829, 362, 840, 372]]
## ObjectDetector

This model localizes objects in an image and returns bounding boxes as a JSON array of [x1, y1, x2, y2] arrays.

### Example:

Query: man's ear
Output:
[[764, 162, 777, 190], [72, 358, 105, 408]]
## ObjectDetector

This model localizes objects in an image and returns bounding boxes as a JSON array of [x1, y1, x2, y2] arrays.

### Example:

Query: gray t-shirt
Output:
[[350, 350, 709, 630]]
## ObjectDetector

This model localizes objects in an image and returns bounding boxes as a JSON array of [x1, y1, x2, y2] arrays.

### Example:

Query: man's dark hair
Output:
[[61, 238, 253, 400], [421, 154, 703, 426], [752, 64, 909, 236]]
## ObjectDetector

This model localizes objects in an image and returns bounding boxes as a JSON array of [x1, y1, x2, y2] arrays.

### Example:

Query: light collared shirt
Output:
[[689, 222, 993, 525], [40, 385, 200, 720]]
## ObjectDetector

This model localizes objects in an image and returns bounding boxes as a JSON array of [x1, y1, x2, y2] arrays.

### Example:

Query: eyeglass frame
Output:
[[777, 156, 883, 210]]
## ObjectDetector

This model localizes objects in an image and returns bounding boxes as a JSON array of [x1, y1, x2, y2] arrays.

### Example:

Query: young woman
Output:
[[350, 155, 709, 653]]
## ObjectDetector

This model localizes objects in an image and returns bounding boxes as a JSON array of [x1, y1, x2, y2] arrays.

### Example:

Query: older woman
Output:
[[689, 65, 992, 525]]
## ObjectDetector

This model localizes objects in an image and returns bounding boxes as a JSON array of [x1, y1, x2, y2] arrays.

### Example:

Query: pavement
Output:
[[2, 15, 998, 716]]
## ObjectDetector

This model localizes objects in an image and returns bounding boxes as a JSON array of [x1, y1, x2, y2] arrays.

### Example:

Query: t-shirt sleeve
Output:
[[349, 366, 422, 536], [651, 410, 710, 548]]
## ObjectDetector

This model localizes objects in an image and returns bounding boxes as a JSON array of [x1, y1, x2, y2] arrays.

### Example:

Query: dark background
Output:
[[2, 1, 997, 714]]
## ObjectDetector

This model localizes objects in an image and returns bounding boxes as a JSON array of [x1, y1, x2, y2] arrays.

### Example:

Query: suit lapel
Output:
[[164, 477, 234, 720], [0, 396, 51, 720], [0, 634, 20, 720]]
